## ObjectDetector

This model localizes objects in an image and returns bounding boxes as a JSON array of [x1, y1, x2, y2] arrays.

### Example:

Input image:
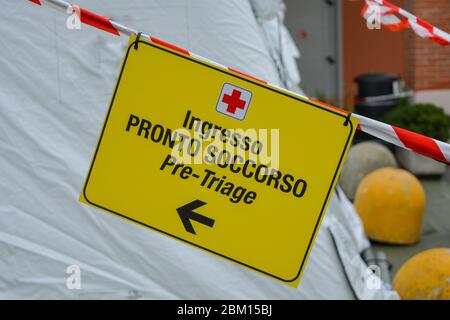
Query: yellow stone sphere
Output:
[[393, 248, 450, 300], [354, 167, 426, 244]]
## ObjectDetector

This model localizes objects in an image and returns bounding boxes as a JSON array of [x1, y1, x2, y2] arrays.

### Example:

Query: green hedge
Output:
[[384, 103, 450, 141]]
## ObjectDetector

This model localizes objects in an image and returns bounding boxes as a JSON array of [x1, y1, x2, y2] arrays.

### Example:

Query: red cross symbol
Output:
[[222, 89, 246, 114]]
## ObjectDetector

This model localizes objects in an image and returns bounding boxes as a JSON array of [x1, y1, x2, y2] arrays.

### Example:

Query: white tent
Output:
[[0, 0, 397, 299]]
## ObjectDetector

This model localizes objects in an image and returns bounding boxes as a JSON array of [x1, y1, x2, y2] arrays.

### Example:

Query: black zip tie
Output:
[[134, 32, 143, 50], [344, 112, 352, 127], [365, 257, 393, 271]]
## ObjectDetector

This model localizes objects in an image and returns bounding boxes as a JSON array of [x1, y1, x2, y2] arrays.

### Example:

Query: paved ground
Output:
[[372, 166, 450, 279]]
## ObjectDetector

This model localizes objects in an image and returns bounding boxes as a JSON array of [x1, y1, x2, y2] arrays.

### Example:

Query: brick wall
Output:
[[342, 0, 407, 109], [405, 0, 450, 91]]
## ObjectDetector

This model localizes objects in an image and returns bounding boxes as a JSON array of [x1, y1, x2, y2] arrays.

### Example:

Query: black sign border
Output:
[[83, 38, 355, 284]]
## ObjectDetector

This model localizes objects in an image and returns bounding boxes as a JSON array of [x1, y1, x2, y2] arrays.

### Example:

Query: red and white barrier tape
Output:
[[27, 0, 450, 164], [362, 0, 450, 46], [355, 91, 413, 103]]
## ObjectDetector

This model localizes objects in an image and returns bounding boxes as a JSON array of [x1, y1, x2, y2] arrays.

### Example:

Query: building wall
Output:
[[342, 0, 450, 113], [405, 0, 450, 114], [342, 0, 407, 108], [405, 0, 450, 91]]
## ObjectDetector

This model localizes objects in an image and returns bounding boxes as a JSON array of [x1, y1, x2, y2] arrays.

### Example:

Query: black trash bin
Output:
[[354, 73, 400, 144]]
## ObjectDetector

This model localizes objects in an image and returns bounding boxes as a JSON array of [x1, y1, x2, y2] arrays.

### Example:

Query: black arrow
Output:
[[177, 200, 215, 235]]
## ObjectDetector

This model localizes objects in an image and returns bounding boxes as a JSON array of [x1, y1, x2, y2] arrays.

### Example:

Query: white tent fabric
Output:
[[0, 0, 396, 299], [250, 0, 303, 93]]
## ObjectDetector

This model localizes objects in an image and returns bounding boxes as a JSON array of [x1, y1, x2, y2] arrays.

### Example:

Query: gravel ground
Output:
[[372, 166, 450, 279]]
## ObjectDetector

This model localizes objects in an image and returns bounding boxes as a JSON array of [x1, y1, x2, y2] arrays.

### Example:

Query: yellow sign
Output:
[[80, 35, 358, 287]]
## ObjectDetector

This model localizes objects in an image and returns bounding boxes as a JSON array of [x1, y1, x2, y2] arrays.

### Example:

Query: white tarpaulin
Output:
[[0, 0, 397, 299]]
